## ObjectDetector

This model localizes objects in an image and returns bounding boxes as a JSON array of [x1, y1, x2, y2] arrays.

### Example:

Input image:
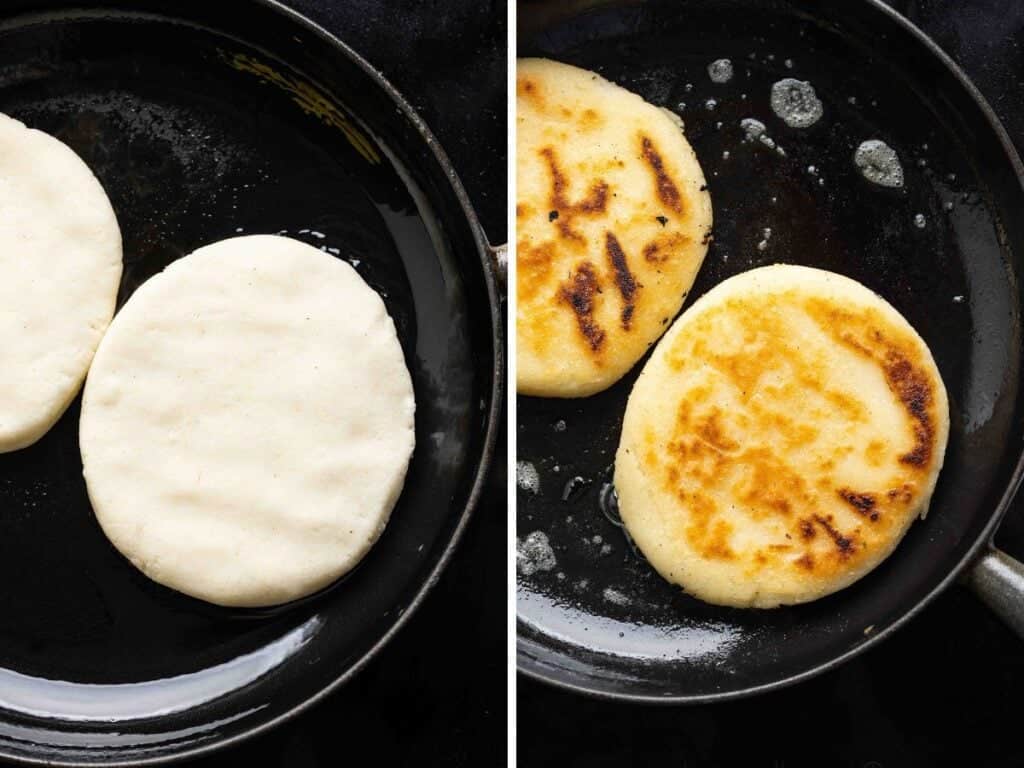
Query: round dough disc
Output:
[[517, 58, 713, 398], [80, 235, 416, 608], [0, 113, 122, 452], [615, 265, 949, 608]]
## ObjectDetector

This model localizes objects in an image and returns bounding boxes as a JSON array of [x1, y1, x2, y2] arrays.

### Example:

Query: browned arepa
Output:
[[516, 58, 713, 397], [615, 265, 949, 608]]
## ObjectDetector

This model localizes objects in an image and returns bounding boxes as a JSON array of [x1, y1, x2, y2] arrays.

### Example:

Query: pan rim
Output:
[[0, 0, 504, 764], [516, 0, 1024, 705]]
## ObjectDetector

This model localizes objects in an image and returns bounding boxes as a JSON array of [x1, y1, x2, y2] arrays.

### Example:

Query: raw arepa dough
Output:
[[0, 112, 122, 452], [517, 58, 713, 398], [615, 265, 949, 608], [80, 235, 415, 608]]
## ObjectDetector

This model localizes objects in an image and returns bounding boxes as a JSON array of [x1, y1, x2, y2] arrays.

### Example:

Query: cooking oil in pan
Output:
[[769, 78, 824, 128], [517, 531, 557, 577], [854, 139, 905, 188]]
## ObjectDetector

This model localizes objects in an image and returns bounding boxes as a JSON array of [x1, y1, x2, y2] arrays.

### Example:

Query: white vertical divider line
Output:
[[506, 0, 518, 764]]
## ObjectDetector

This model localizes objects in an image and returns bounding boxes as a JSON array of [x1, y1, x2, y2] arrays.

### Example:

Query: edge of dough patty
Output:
[[80, 235, 415, 608], [0, 113, 122, 452]]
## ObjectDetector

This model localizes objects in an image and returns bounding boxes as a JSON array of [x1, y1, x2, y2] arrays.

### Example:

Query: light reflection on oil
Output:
[[0, 616, 321, 721]]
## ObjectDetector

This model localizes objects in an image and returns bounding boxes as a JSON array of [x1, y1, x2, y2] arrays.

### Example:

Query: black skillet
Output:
[[0, 0, 502, 762], [516, 0, 1024, 702]]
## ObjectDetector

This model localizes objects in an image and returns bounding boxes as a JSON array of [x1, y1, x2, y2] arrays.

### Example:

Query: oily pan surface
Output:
[[517, 0, 1021, 698]]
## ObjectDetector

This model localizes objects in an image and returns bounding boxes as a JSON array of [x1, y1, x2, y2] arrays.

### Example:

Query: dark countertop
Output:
[[182, 2, 506, 766], [518, 2, 1024, 766]]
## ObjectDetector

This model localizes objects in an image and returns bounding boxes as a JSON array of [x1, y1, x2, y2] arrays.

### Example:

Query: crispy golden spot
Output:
[[884, 353, 934, 467], [678, 488, 734, 561], [695, 409, 739, 453], [663, 348, 688, 374], [838, 488, 880, 522], [813, 515, 856, 559], [709, 348, 767, 397], [645, 449, 659, 471], [516, 241, 555, 303], [887, 484, 915, 504], [804, 298, 938, 473], [639, 134, 683, 213], [539, 146, 608, 245], [516, 204, 526, 219], [822, 387, 867, 421], [641, 231, 692, 264], [703, 521, 736, 560], [667, 437, 725, 487], [557, 261, 605, 352], [665, 417, 863, 575], [580, 108, 603, 130], [666, 464, 680, 487], [518, 76, 542, 106], [604, 232, 638, 330], [795, 553, 815, 571], [865, 439, 887, 466], [665, 397, 853, 564], [732, 448, 810, 521], [665, 299, 785, 390], [749, 404, 820, 449], [593, 156, 628, 175]]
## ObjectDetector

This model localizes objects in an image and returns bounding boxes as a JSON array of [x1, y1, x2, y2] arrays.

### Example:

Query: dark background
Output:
[[517, 1, 1024, 767], [174, 1, 507, 766]]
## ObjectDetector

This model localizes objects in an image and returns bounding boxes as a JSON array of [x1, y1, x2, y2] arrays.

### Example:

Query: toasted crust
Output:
[[516, 58, 713, 397], [614, 265, 950, 608]]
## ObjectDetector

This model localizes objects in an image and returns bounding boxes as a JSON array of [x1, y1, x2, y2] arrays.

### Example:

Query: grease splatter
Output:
[[770, 78, 823, 128], [517, 532, 556, 576], [516, 461, 540, 494], [707, 59, 734, 83], [854, 140, 904, 188]]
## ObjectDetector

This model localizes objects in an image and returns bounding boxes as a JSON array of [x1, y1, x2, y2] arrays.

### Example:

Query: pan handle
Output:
[[487, 242, 508, 288], [967, 547, 1024, 639]]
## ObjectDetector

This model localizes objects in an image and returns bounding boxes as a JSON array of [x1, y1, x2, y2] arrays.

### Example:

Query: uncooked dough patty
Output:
[[80, 235, 415, 607], [517, 58, 713, 398], [0, 112, 122, 452], [615, 265, 949, 608]]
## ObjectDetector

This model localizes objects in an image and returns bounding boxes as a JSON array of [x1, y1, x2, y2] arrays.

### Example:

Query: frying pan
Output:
[[516, 0, 1024, 702], [0, 0, 502, 762]]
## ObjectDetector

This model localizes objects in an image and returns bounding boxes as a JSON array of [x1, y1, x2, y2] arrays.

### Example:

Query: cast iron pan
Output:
[[516, 0, 1024, 702], [0, 0, 502, 762]]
